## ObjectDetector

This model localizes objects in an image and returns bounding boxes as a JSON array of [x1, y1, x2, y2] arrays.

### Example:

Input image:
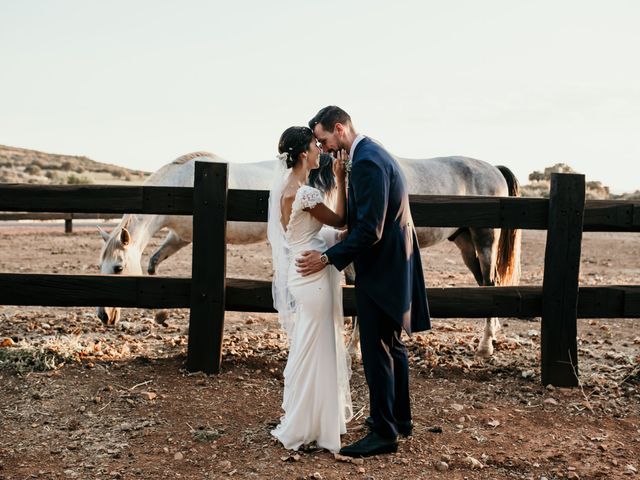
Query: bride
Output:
[[268, 126, 353, 453]]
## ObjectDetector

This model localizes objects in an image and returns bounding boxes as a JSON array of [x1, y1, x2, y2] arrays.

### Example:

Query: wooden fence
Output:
[[0, 162, 638, 386], [0, 212, 119, 233]]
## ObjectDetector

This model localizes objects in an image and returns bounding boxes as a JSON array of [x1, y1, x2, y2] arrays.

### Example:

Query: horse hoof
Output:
[[476, 343, 494, 358]]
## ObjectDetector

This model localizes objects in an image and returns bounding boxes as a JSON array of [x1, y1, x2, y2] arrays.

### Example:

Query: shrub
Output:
[[31, 159, 47, 169], [61, 161, 74, 171], [66, 174, 93, 185], [24, 164, 42, 175]]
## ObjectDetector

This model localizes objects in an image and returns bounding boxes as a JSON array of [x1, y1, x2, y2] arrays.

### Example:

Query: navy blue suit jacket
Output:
[[325, 138, 430, 334]]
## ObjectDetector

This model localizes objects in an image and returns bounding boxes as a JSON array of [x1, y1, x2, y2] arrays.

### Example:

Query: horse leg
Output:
[[452, 228, 484, 286], [147, 230, 190, 275], [453, 229, 496, 355], [468, 227, 501, 358], [148, 231, 190, 324]]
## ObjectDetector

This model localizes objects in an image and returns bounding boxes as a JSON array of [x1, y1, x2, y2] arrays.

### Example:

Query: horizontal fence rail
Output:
[[1, 185, 638, 231], [0, 212, 118, 221], [0, 274, 638, 318], [0, 185, 194, 215]]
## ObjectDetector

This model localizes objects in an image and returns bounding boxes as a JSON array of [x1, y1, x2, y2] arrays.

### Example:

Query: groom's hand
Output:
[[296, 250, 325, 277]]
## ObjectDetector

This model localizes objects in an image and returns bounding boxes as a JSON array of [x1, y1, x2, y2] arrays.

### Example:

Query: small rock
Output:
[[627, 465, 638, 474], [357, 467, 366, 473], [141, 391, 157, 401], [466, 456, 484, 469], [312, 473, 322, 479], [451, 403, 464, 411], [219, 460, 231, 470], [544, 398, 559, 405], [435, 461, 449, 471], [174, 452, 183, 461], [567, 472, 580, 479], [334, 453, 365, 465]]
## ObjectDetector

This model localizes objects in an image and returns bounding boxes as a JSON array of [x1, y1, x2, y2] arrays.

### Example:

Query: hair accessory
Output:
[[276, 152, 290, 164]]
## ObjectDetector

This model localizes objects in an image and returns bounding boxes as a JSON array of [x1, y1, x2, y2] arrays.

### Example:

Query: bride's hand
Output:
[[333, 149, 348, 183]]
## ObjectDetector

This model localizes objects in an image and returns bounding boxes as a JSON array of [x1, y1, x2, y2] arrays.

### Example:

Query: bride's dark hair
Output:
[[277, 125, 336, 194], [278, 126, 314, 169]]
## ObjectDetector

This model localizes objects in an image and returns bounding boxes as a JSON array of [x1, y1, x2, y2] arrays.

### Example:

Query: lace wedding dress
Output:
[[269, 184, 353, 453]]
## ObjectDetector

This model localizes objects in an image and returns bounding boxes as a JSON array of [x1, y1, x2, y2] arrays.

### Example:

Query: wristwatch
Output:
[[320, 253, 330, 265]]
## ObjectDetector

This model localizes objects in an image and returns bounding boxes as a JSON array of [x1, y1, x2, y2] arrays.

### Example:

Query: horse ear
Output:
[[97, 226, 110, 243], [120, 228, 131, 246]]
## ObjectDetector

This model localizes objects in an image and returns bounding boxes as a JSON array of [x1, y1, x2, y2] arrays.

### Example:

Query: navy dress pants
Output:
[[356, 289, 411, 439]]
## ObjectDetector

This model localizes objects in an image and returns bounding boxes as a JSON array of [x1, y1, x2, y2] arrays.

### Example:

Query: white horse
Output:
[[97, 151, 521, 357], [96, 151, 273, 325]]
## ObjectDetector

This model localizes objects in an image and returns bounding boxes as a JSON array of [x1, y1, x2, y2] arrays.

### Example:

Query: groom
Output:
[[296, 106, 431, 457]]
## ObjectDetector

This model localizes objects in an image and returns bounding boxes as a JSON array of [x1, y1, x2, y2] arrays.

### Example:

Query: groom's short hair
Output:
[[309, 106, 352, 133]]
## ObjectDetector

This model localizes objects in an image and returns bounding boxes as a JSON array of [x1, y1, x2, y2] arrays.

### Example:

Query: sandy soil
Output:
[[0, 224, 639, 480]]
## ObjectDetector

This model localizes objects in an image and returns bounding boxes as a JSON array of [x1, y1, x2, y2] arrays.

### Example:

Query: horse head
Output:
[[96, 217, 144, 325]]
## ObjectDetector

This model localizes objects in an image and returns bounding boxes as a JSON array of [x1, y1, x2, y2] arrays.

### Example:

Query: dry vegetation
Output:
[[0, 145, 149, 185]]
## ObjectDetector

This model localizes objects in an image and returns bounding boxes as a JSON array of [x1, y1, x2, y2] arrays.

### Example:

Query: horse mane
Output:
[[172, 151, 217, 165]]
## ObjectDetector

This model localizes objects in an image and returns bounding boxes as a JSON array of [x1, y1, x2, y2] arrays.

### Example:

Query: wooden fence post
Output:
[[541, 173, 585, 387], [186, 162, 228, 374], [64, 214, 73, 234]]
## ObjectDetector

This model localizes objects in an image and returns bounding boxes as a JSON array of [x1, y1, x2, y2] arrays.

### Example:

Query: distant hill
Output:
[[0, 145, 150, 185]]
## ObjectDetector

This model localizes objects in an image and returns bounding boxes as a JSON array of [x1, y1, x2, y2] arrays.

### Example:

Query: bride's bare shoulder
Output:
[[280, 186, 298, 202]]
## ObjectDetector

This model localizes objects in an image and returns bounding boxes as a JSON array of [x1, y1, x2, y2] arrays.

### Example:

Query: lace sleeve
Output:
[[295, 186, 324, 210]]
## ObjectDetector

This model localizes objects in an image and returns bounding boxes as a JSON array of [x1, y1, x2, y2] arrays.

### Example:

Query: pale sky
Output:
[[1, 0, 639, 193]]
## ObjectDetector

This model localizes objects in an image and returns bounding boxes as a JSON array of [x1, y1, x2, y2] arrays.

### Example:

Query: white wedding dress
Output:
[[269, 185, 353, 453]]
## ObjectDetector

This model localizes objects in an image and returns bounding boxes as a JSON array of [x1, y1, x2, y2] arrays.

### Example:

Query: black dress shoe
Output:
[[364, 416, 413, 437], [339, 431, 398, 457]]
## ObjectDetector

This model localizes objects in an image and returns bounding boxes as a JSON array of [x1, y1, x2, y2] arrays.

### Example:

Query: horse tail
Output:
[[495, 165, 522, 286]]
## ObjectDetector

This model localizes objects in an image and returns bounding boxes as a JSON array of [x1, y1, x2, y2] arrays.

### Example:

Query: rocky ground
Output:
[[0, 225, 639, 479]]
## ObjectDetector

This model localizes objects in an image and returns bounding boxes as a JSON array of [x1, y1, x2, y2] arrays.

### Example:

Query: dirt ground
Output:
[[0, 223, 639, 480]]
